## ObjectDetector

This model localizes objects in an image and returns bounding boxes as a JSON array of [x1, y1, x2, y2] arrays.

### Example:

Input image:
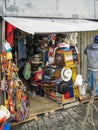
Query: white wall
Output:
[[0, 0, 97, 19]]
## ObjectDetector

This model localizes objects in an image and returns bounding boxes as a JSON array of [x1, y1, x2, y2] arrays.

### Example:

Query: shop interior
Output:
[[1, 22, 85, 123]]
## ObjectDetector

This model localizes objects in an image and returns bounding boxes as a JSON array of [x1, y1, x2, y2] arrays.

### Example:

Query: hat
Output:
[[55, 53, 65, 68], [45, 67, 56, 79], [42, 37, 48, 43], [61, 67, 72, 82], [94, 35, 98, 43], [57, 43, 70, 48], [57, 81, 69, 94], [32, 54, 42, 62]]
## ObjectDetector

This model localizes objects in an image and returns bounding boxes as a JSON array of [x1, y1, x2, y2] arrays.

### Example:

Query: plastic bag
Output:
[[0, 105, 10, 120]]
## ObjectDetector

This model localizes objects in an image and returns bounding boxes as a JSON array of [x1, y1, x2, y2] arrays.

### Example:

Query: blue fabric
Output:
[[18, 39, 27, 61], [84, 43, 98, 71], [4, 122, 10, 130], [94, 35, 98, 42], [45, 50, 49, 63], [69, 85, 74, 97], [88, 70, 98, 95]]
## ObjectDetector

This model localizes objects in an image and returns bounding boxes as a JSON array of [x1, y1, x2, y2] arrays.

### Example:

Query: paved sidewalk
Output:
[[11, 101, 98, 130]]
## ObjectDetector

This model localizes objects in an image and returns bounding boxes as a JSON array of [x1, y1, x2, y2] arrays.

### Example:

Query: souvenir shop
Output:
[[0, 17, 88, 125]]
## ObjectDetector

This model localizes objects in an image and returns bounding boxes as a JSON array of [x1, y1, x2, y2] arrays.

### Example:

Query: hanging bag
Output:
[[23, 62, 31, 80]]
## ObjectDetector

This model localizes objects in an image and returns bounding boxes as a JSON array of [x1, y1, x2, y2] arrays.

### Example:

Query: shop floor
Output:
[[11, 94, 79, 126]]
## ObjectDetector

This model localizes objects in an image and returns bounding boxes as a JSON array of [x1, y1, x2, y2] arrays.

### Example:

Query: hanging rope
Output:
[[81, 78, 98, 130]]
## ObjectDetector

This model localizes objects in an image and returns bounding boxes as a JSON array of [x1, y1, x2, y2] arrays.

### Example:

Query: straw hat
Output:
[[33, 54, 41, 62], [61, 67, 72, 82]]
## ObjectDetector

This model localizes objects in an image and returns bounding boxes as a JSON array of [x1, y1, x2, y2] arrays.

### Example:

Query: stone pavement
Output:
[[11, 100, 98, 130]]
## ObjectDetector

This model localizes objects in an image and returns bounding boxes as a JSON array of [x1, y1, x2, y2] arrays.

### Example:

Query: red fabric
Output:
[[5, 22, 16, 47], [0, 124, 4, 130], [0, 117, 6, 130], [64, 91, 70, 99]]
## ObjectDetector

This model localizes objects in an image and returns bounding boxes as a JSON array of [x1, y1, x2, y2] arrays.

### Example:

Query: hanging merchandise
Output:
[[7, 79, 29, 122], [18, 38, 27, 69], [69, 84, 74, 97], [56, 49, 74, 67], [70, 45, 78, 62], [49, 47, 58, 64], [34, 67, 43, 82], [57, 42, 70, 50], [70, 33, 80, 64], [55, 53, 65, 68], [48, 47, 55, 64], [51, 34, 56, 44], [63, 50, 74, 66], [3, 41, 12, 53], [5, 22, 16, 47], [0, 105, 10, 119], [2, 50, 7, 72], [23, 61, 31, 80], [1, 41, 30, 122], [1, 80, 7, 91], [7, 80, 29, 122], [6, 52, 12, 60], [48, 34, 58, 65], [48, 34, 56, 45], [18, 38, 27, 61], [74, 74, 83, 86]]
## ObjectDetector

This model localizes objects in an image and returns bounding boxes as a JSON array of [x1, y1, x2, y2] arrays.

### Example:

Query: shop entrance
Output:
[[1, 20, 87, 125]]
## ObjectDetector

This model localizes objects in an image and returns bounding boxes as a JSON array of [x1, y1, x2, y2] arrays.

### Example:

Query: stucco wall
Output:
[[0, 0, 97, 19]]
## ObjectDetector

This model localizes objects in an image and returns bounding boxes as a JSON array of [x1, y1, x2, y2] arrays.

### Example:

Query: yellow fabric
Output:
[[6, 52, 12, 60]]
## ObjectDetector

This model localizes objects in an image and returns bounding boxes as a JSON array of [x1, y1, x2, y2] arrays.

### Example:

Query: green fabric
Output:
[[23, 62, 31, 80]]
